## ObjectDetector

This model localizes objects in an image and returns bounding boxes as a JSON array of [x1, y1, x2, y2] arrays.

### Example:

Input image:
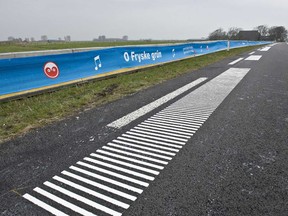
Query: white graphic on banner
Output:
[[183, 46, 195, 55], [123, 50, 162, 63], [172, 49, 176, 58], [94, 55, 102, 71]]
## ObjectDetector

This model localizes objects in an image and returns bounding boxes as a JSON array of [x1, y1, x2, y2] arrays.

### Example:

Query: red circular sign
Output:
[[44, 62, 60, 79]]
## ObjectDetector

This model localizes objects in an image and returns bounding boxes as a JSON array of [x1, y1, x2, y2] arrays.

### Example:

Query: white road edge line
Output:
[[107, 77, 207, 128]]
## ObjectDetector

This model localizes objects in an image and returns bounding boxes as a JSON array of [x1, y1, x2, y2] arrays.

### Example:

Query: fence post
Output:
[[227, 40, 230, 51]]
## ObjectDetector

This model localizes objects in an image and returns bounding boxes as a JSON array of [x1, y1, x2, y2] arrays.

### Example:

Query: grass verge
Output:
[[0, 46, 261, 143], [0, 41, 185, 53]]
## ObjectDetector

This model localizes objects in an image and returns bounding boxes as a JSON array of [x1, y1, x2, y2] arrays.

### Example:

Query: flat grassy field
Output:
[[0, 45, 262, 143], [0, 40, 185, 53]]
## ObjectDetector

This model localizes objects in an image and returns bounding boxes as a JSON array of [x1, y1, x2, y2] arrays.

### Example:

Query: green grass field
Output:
[[0, 40, 186, 53], [0, 44, 262, 143]]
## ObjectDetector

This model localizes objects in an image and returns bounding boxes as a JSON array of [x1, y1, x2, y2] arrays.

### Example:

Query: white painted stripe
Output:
[[125, 131, 186, 145], [97, 149, 164, 170], [70, 166, 143, 193], [53, 176, 130, 209], [44, 181, 122, 216], [155, 112, 210, 120], [245, 55, 262, 61], [145, 119, 199, 131], [34, 187, 96, 216], [156, 112, 211, 119], [150, 115, 206, 125], [130, 128, 188, 142], [259, 47, 271, 51], [77, 161, 149, 187], [228, 57, 243, 65], [107, 143, 172, 160], [134, 126, 190, 139], [102, 146, 168, 165], [62, 170, 137, 201], [114, 138, 178, 155], [107, 78, 207, 128], [140, 122, 196, 134], [89, 154, 159, 175], [118, 135, 181, 150], [249, 51, 255, 55], [159, 110, 212, 117], [151, 114, 207, 122], [147, 118, 202, 128], [85, 157, 154, 181], [161, 106, 214, 113], [23, 193, 69, 216]]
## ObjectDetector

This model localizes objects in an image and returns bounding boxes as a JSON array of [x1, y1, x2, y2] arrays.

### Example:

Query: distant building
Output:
[[93, 35, 129, 42], [64, 35, 71, 42], [41, 35, 48, 41], [8, 36, 15, 41], [237, 30, 260, 41]]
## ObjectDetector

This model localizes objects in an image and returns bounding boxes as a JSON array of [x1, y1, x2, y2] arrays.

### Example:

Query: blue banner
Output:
[[0, 40, 271, 98]]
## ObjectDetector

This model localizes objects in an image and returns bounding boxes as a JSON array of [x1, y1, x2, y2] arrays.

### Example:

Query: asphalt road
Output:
[[0, 43, 287, 216]]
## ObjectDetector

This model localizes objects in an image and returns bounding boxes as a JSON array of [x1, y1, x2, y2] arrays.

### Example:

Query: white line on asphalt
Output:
[[53, 176, 130, 209], [148, 117, 203, 127], [124, 132, 186, 145], [259, 47, 271, 51], [137, 124, 194, 136], [130, 128, 188, 142], [107, 143, 173, 160], [61, 170, 137, 201], [70, 165, 143, 193], [119, 134, 182, 149], [107, 78, 207, 128], [34, 187, 97, 216], [114, 138, 178, 155], [144, 119, 199, 130], [245, 55, 262, 61], [249, 51, 255, 55], [23, 194, 69, 216], [228, 57, 244, 65], [77, 161, 150, 187], [44, 181, 122, 216], [152, 114, 208, 122], [96, 149, 164, 169], [102, 146, 168, 165], [90, 153, 159, 175], [133, 126, 191, 139], [83, 157, 155, 181], [140, 122, 196, 134]]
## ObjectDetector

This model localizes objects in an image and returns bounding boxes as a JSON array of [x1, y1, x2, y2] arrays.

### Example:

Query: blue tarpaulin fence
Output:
[[0, 40, 271, 99]]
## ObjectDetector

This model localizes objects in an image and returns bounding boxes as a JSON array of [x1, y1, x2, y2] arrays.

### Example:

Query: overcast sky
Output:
[[0, 0, 287, 41]]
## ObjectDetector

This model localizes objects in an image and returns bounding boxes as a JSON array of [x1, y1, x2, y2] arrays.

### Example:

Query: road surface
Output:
[[1, 43, 287, 215]]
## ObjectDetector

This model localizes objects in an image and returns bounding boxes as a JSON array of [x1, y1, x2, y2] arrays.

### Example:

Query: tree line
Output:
[[208, 25, 287, 42]]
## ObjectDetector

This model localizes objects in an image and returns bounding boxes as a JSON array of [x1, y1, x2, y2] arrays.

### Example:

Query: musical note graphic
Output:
[[172, 49, 176, 58], [94, 55, 102, 71]]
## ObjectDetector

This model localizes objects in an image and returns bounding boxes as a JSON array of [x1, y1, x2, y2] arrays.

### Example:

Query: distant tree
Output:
[[269, 26, 287, 42], [208, 28, 227, 40], [254, 25, 269, 36], [227, 27, 242, 39], [30, 37, 35, 42]]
